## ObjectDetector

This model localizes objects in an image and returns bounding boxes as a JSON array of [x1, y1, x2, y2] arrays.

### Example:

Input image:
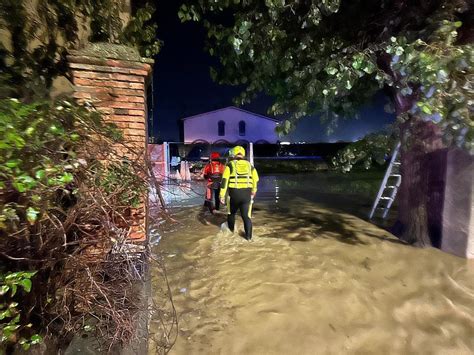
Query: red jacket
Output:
[[203, 161, 225, 182]]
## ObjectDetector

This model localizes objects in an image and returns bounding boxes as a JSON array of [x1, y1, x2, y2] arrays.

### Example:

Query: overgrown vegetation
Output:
[[0, 99, 151, 352], [0, 2, 178, 353], [0, 0, 161, 100]]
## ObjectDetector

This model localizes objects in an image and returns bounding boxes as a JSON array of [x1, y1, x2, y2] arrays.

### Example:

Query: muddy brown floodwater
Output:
[[149, 175, 474, 355]]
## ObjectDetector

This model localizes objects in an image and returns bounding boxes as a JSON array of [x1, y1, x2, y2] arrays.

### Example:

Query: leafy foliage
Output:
[[121, 2, 162, 58], [0, 99, 148, 351], [0, 271, 42, 351], [0, 0, 160, 100], [331, 133, 397, 172], [180, 0, 473, 152], [0, 98, 138, 234]]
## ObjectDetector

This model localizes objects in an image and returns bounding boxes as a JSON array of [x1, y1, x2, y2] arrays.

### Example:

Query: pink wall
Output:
[[183, 107, 278, 144]]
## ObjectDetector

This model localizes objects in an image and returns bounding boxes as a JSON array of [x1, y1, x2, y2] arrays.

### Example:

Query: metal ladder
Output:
[[369, 142, 402, 220]]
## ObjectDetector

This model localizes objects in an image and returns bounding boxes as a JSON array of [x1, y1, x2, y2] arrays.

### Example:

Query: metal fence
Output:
[[148, 142, 255, 181]]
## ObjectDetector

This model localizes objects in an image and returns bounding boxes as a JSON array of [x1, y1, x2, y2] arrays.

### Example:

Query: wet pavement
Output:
[[149, 174, 474, 355]]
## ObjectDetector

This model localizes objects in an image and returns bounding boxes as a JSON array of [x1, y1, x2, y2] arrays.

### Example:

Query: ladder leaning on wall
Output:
[[369, 142, 402, 220]]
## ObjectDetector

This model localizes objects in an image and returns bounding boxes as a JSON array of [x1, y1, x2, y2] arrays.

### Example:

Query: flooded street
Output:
[[150, 174, 474, 355]]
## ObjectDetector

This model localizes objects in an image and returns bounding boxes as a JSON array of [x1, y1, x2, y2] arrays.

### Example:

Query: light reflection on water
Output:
[[149, 174, 474, 355], [151, 175, 383, 223], [152, 176, 282, 208]]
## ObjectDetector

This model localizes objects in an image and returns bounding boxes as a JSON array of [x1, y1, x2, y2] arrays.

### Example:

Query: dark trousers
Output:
[[205, 186, 220, 213], [227, 188, 253, 239]]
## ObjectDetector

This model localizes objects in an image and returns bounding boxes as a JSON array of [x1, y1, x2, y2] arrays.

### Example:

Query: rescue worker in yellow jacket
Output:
[[219, 146, 259, 240]]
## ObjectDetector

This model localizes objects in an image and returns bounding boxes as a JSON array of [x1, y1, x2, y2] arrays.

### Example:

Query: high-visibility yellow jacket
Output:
[[219, 159, 259, 199]]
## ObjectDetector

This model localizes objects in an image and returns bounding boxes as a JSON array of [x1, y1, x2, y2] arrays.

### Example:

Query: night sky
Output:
[[151, 2, 395, 143]]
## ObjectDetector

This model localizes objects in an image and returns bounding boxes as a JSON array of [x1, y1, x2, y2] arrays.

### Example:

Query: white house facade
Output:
[[182, 107, 279, 144]]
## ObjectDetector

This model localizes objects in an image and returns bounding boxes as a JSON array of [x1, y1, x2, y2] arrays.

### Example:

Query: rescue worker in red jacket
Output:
[[203, 152, 225, 213]]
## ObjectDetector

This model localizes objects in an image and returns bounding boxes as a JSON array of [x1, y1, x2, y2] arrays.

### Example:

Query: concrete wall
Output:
[[183, 107, 278, 144], [441, 149, 473, 258]]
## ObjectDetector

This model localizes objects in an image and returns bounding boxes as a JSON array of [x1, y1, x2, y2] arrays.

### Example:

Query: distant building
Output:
[[182, 106, 279, 144]]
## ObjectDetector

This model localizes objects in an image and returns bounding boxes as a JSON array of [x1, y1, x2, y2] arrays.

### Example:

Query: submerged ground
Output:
[[149, 174, 474, 354]]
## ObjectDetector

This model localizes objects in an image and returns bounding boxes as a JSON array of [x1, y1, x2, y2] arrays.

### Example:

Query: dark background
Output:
[[150, 1, 395, 143]]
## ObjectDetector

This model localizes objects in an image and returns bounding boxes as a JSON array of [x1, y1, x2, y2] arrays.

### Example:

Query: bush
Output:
[[0, 99, 148, 352]]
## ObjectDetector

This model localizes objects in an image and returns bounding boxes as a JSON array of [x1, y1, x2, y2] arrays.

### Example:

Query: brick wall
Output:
[[67, 46, 154, 243]]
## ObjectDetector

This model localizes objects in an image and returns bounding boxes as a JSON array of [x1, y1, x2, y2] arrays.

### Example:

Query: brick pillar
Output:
[[67, 44, 154, 243]]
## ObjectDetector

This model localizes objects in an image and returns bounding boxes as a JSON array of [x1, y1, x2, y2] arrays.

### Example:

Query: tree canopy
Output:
[[181, 0, 473, 152], [0, 0, 160, 100]]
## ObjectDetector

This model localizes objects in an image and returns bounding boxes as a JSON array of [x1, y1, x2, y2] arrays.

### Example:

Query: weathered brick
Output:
[[113, 108, 129, 115], [108, 102, 145, 110], [129, 109, 146, 116], [111, 88, 145, 97], [75, 87, 145, 104], [73, 71, 145, 83], [124, 129, 146, 137], [75, 86, 112, 94], [125, 135, 146, 142], [108, 115, 145, 123], [73, 92, 92, 99], [73, 78, 144, 90], [96, 107, 114, 115], [67, 54, 152, 73], [113, 96, 145, 103], [105, 59, 152, 73], [127, 122, 146, 129], [112, 122, 129, 129], [68, 62, 149, 77]]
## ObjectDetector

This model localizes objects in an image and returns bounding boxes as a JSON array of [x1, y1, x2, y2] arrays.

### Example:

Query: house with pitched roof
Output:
[[181, 106, 279, 144]]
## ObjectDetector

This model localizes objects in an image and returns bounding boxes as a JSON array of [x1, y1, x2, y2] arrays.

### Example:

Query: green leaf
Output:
[[26, 207, 39, 225], [30, 334, 43, 344], [0, 309, 12, 320], [19, 278, 32, 292], [3, 324, 20, 332], [0, 285, 9, 296], [35, 169, 46, 180], [326, 67, 338, 75], [422, 105, 432, 114], [59, 172, 74, 184], [6, 160, 21, 168], [10, 284, 17, 296], [25, 127, 35, 136], [12, 182, 26, 193]]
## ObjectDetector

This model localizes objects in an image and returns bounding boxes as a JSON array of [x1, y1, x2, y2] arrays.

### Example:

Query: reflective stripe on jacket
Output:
[[219, 159, 259, 199]]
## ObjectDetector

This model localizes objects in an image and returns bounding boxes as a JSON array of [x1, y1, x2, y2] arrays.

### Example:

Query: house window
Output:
[[239, 121, 246, 136], [218, 120, 225, 136]]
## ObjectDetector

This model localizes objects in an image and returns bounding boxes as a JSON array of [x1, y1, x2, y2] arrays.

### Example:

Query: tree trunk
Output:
[[396, 116, 447, 246]]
